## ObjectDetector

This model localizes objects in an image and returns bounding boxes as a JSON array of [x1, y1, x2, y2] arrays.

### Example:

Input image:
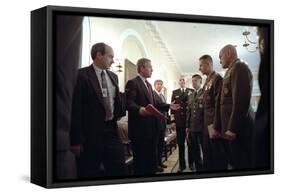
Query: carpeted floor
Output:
[[157, 144, 193, 174]]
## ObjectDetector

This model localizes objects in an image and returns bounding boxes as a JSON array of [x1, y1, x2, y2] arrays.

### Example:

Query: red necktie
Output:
[[145, 80, 154, 105]]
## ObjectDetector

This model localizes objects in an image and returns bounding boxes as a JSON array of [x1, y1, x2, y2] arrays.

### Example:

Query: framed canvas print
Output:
[[31, 5, 274, 188]]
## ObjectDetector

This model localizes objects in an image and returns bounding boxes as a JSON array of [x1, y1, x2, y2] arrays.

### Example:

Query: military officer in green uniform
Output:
[[199, 54, 228, 171], [214, 45, 254, 170], [186, 74, 204, 171]]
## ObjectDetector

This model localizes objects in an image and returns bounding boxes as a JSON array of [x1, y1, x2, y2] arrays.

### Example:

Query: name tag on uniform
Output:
[[102, 88, 108, 97]]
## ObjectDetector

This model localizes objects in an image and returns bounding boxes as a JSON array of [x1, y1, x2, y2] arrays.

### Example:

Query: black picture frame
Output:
[[31, 5, 274, 188]]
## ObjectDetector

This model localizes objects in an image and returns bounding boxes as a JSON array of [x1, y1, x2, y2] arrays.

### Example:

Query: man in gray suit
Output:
[[153, 79, 168, 172]]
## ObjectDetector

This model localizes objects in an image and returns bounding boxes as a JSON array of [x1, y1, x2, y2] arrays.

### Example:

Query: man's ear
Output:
[[96, 51, 103, 59]]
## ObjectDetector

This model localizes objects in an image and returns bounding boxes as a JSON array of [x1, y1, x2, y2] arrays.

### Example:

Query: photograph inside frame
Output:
[[54, 13, 271, 182]]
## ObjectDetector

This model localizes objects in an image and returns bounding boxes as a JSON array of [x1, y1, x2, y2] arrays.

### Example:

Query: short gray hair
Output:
[[91, 42, 107, 60], [154, 79, 163, 86], [136, 58, 151, 73]]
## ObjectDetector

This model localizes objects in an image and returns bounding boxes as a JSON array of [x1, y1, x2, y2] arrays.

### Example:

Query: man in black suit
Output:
[[254, 27, 270, 169], [153, 80, 168, 172], [125, 58, 179, 175], [70, 42, 127, 178], [171, 77, 194, 172]]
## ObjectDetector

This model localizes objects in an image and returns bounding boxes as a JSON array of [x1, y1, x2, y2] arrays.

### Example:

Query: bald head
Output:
[[91, 42, 114, 69], [219, 44, 238, 69]]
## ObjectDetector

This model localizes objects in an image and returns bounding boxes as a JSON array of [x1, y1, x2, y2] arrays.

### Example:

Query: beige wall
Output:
[[81, 16, 260, 109], [82, 17, 180, 102]]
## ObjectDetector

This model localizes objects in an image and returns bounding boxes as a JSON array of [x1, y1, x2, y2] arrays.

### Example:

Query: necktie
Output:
[[101, 71, 113, 120], [194, 91, 197, 98], [145, 80, 154, 105], [160, 93, 166, 103]]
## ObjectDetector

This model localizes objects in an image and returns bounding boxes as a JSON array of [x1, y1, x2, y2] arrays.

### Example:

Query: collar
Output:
[[92, 63, 104, 74], [138, 74, 147, 82], [228, 58, 240, 69], [207, 71, 215, 81], [180, 87, 186, 91], [154, 90, 162, 96]]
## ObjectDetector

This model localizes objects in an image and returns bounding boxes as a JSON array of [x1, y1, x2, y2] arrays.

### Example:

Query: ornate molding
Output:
[[144, 21, 180, 72]]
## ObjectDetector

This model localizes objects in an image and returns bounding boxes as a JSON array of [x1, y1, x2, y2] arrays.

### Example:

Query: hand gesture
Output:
[[170, 100, 180, 110]]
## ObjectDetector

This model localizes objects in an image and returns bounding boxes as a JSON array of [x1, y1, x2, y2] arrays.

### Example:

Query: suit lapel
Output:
[[106, 70, 119, 102], [106, 70, 119, 94], [153, 91, 161, 103], [156, 91, 166, 103], [136, 76, 153, 104], [87, 65, 104, 108]]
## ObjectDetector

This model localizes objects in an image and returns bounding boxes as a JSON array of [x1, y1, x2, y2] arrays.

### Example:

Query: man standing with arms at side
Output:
[[186, 74, 204, 171], [125, 58, 179, 175], [171, 77, 194, 172], [199, 54, 227, 171], [153, 79, 168, 172], [70, 42, 127, 178], [215, 45, 254, 170]]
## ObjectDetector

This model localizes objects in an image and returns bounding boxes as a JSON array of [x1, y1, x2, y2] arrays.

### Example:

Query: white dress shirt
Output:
[[92, 63, 116, 120], [138, 74, 150, 89], [154, 90, 166, 103]]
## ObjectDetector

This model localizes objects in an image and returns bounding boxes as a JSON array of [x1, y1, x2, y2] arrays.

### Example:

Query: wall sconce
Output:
[[242, 28, 259, 53], [114, 58, 123, 73]]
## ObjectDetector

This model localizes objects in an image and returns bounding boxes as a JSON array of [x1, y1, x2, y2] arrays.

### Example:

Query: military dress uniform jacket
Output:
[[186, 88, 204, 132], [214, 59, 254, 135], [171, 88, 194, 128], [202, 71, 223, 129]]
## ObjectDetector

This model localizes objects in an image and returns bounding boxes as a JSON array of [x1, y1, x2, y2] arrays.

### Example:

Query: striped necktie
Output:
[[101, 71, 113, 120]]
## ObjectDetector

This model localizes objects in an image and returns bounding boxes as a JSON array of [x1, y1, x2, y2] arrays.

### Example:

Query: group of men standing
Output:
[[170, 45, 254, 172], [69, 42, 254, 178]]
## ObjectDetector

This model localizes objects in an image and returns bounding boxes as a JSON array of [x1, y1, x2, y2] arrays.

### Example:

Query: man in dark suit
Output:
[[125, 58, 179, 175], [171, 77, 194, 172], [254, 27, 270, 169], [70, 42, 127, 178], [199, 54, 227, 171], [153, 79, 168, 172], [186, 74, 204, 171], [215, 44, 254, 170]]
